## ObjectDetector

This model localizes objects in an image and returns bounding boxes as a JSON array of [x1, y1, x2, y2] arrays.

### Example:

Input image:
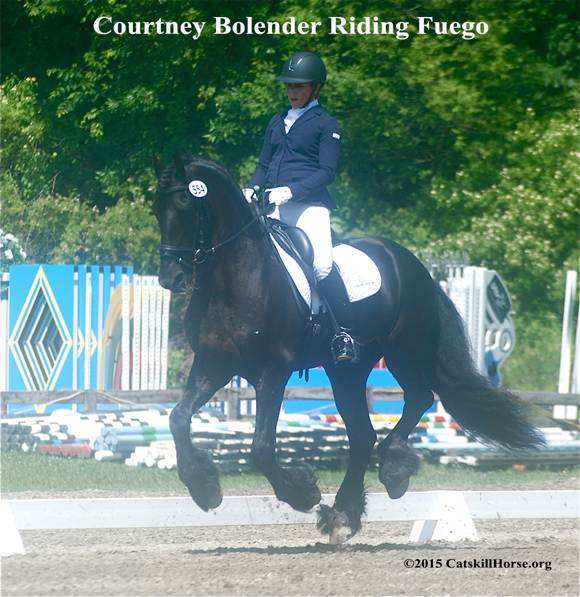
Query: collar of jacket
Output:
[[279, 104, 323, 133]]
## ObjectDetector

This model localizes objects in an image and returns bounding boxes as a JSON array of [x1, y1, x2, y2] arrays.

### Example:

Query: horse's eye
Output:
[[174, 193, 194, 210]]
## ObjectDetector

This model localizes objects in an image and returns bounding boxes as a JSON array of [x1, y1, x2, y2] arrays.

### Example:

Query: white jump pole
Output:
[[132, 275, 141, 391], [558, 271, 577, 394], [140, 276, 150, 391], [121, 273, 130, 391], [571, 295, 580, 395], [148, 277, 156, 390], [84, 270, 92, 390], [160, 288, 170, 390], [154, 281, 163, 390]]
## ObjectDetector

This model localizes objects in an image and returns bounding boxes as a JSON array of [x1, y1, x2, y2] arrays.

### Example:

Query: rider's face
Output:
[[286, 82, 317, 109]]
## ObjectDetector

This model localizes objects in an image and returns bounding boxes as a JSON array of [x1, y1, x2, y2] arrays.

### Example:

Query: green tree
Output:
[[4, 0, 577, 216], [1, 76, 159, 270], [426, 109, 579, 317]]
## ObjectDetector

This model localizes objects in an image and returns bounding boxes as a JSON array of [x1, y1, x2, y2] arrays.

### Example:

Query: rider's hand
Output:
[[242, 188, 255, 203], [267, 187, 293, 206]]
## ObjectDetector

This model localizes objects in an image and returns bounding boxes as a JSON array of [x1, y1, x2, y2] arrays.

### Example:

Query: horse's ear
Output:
[[172, 153, 186, 182], [153, 154, 165, 180]]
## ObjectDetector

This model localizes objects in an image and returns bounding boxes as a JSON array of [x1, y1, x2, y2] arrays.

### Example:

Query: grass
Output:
[[2, 450, 578, 494]]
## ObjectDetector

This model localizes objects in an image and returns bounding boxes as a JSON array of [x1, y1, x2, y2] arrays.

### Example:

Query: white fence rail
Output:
[[6, 490, 579, 530]]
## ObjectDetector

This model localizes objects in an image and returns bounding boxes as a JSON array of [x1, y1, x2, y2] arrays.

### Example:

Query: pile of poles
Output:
[[2, 407, 578, 470]]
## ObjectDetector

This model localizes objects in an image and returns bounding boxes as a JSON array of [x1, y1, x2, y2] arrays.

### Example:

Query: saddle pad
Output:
[[272, 237, 381, 309], [334, 244, 382, 302]]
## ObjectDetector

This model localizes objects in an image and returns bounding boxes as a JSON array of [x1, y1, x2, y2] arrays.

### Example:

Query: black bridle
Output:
[[158, 179, 272, 271]]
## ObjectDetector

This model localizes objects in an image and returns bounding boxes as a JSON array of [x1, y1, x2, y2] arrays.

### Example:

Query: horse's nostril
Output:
[[174, 271, 185, 289], [158, 265, 189, 293]]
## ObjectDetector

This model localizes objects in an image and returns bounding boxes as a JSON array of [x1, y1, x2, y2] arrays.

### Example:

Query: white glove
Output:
[[267, 186, 293, 206], [242, 188, 256, 203]]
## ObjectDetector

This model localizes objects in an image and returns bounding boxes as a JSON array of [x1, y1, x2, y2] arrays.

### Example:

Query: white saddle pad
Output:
[[272, 237, 382, 310]]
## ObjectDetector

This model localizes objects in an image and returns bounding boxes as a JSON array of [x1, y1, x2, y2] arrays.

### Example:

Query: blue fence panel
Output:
[[8, 265, 133, 393]]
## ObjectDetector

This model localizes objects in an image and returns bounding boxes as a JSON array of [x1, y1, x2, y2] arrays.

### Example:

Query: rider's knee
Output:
[[314, 258, 333, 281]]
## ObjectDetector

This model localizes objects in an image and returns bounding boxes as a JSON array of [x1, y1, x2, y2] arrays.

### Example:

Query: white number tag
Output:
[[188, 180, 208, 198]]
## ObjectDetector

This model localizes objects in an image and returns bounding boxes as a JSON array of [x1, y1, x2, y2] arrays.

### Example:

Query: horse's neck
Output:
[[214, 227, 273, 287], [209, 195, 251, 246], [202, 191, 279, 295]]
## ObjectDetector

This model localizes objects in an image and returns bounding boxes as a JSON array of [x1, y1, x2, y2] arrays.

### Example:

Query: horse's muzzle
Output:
[[158, 261, 190, 294]]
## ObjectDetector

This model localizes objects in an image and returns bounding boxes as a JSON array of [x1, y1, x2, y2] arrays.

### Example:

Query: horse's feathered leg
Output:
[[251, 368, 321, 512], [170, 358, 232, 511], [377, 345, 434, 499], [317, 358, 378, 543]]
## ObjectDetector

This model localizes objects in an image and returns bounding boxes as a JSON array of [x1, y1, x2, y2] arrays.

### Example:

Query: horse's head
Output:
[[152, 153, 252, 293], [152, 154, 206, 292]]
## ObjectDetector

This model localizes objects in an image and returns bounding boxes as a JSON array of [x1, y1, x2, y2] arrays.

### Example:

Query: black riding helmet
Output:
[[278, 52, 327, 86]]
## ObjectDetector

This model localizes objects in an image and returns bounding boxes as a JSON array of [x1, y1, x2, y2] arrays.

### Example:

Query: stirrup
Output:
[[331, 330, 360, 367]]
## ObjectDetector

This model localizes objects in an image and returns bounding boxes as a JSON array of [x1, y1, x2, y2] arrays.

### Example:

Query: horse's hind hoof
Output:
[[378, 433, 421, 499], [384, 477, 410, 500], [379, 462, 412, 499]]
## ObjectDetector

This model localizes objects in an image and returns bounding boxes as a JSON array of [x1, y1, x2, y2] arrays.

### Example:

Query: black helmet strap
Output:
[[307, 82, 323, 105], [287, 81, 322, 108]]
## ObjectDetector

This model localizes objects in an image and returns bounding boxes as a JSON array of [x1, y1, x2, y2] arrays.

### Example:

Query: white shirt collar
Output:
[[284, 100, 319, 133]]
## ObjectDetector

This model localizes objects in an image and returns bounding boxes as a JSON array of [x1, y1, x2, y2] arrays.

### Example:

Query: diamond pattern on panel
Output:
[[9, 267, 72, 390]]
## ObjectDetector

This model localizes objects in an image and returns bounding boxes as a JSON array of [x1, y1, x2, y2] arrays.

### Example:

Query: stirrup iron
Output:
[[331, 328, 360, 367]]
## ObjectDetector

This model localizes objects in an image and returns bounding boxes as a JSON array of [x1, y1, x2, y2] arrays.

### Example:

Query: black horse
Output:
[[152, 153, 542, 543]]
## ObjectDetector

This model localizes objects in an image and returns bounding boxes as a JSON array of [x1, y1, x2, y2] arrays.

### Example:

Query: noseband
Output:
[[157, 174, 271, 272], [158, 244, 206, 270]]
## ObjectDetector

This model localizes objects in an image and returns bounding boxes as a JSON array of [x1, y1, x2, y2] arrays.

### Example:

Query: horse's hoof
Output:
[[379, 464, 411, 499], [384, 477, 410, 500], [190, 490, 223, 511], [186, 481, 223, 511], [278, 486, 321, 512], [277, 465, 321, 512], [298, 489, 322, 512], [378, 433, 421, 499], [317, 505, 355, 544], [328, 514, 352, 545]]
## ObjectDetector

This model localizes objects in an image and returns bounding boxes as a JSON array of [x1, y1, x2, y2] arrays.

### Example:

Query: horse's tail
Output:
[[431, 284, 544, 450]]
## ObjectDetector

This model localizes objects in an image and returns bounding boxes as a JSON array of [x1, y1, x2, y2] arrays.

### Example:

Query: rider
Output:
[[244, 51, 359, 366]]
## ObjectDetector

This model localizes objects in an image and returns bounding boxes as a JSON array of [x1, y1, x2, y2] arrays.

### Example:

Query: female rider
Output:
[[244, 51, 358, 366]]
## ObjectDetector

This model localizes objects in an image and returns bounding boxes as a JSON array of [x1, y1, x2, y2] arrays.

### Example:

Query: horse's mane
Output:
[[156, 153, 256, 232], [188, 154, 242, 190], [160, 154, 245, 202]]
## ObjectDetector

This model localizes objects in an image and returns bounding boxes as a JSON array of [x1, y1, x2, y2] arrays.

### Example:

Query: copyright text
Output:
[[404, 558, 552, 571]]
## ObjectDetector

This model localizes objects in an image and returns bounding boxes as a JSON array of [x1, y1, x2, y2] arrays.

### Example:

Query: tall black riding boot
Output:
[[318, 265, 360, 367]]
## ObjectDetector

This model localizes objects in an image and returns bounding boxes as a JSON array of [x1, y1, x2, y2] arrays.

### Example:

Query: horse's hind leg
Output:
[[251, 368, 321, 512], [317, 360, 377, 543], [170, 357, 231, 511], [377, 345, 434, 499]]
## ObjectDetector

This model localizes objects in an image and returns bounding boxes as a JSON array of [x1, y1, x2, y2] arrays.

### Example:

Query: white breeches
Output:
[[268, 202, 333, 280]]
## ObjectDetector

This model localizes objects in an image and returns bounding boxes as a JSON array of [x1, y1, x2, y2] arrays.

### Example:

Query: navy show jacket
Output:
[[249, 105, 340, 209]]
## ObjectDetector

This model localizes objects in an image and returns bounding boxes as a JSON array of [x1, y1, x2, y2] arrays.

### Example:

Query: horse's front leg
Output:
[[170, 358, 231, 511], [251, 369, 321, 512]]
